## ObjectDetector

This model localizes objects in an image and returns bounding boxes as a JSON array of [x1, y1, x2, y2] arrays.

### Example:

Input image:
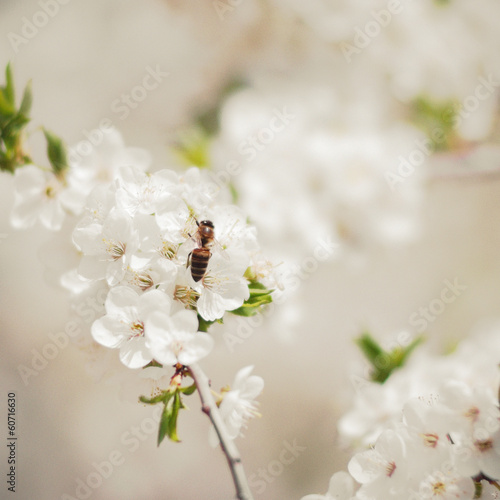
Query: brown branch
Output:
[[189, 363, 254, 500]]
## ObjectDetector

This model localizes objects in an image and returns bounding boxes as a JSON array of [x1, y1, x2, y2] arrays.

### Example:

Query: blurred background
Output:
[[1, 0, 500, 498]]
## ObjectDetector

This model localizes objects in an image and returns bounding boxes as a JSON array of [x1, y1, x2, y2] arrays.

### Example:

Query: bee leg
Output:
[[186, 251, 192, 269]]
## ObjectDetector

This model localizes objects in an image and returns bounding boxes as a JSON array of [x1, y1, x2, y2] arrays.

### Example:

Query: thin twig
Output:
[[189, 363, 254, 500]]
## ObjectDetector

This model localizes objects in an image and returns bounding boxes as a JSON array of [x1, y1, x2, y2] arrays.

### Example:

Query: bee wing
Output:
[[187, 231, 203, 248], [211, 237, 230, 260], [177, 231, 201, 264]]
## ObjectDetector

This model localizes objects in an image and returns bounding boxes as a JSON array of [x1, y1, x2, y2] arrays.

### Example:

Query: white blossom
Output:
[[91, 286, 171, 368], [210, 365, 264, 445], [301, 471, 357, 500], [68, 126, 151, 191], [145, 307, 213, 366], [194, 252, 250, 322], [10, 165, 82, 231], [73, 208, 139, 286]]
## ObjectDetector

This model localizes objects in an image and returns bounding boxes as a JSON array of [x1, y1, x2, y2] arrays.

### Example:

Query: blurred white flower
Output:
[[438, 382, 500, 479], [68, 126, 151, 192], [339, 327, 500, 448], [301, 471, 356, 500], [412, 470, 475, 500], [211, 84, 425, 265], [11, 165, 82, 231], [348, 427, 409, 498], [115, 165, 178, 216]]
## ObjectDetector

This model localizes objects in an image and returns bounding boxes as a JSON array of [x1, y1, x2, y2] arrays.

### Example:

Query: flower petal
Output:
[[119, 337, 152, 368], [177, 332, 214, 365], [91, 316, 127, 348]]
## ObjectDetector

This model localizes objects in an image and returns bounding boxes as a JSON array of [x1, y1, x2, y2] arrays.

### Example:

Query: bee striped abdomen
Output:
[[190, 248, 211, 282]]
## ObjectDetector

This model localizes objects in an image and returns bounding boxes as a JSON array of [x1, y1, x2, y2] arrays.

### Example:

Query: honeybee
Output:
[[186, 219, 226, 282]]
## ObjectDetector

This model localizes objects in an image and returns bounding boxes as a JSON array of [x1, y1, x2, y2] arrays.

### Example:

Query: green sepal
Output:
[[143, 359, 163, 369], [198, 314, 222, 333], [139, 392, 171, 405], [356, 332, 425, 384], [43, 128, 69, 176], [473, 480, 482, 499], [179, 383, 197, 396], [140, 384, 196, 445]]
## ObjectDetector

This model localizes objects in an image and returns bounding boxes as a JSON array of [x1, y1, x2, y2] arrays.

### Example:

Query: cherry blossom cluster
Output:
[[8, 122, 267, 446], [70, 163, 256, 363], [302, 328, 500, 499]]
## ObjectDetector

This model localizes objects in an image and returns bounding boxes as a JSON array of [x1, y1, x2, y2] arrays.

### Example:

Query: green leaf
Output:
[[230, 281, 273, 317], [0, 64, 33, 174], [4, 63, 15, 107], [43, 128, 69, 175], [249, 288, 273, 298], [243, 267, 258, 281], [0, 64, 16, 117], [0, 90, 15, 117], [249, 281, 269, 291], [143, 385, 197, 446], [230, 296, 272, 317], [410, 95, 458, 152], [390, 336, 425, 368], [167, 391, 184, 442], [355, 333, 384, 363], [157, 405, 170, 446], [19, 80, 32, 118], [172, 127, 211, 168], [3, 113, 29, 145], [356, 332, 425, 384], [228, 182, 239, 204], [157, 390, 185, 445]]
